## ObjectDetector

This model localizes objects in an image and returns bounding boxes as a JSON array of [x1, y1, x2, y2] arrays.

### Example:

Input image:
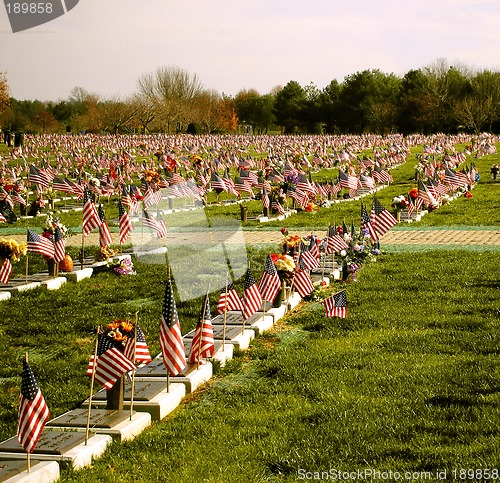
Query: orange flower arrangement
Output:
[[104, 319, 134, 348], [143, 169, 161, 184], [408, 188, 419, 199]]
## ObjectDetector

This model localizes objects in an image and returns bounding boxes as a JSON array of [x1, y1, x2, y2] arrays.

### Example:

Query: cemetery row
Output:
[[0, 158, 481, 481], [0, 135, 488, 481]]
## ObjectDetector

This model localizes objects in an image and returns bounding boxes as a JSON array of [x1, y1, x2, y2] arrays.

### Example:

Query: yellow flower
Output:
[[113, 329, 125, 342], [120, 320, 134, 333]]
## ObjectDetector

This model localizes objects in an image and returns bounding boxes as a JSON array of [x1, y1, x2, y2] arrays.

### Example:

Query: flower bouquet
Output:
[[0, 238, 27, 262], [280, 227, 302, 256], [95, 246, 119, 262], [336, 226, 380, 281], [392, 195, 408, 211], [102, 318, 134, 349], [107, 256, 136, 276], [0, 239, 27, 284], [43, 214, 71, 240], [270, 253, 295, 286]]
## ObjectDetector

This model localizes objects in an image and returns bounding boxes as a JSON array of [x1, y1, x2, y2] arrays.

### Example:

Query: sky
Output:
[[1, 0, 499, 102]]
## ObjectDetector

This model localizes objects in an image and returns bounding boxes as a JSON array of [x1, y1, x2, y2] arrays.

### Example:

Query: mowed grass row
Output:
[[53, 249, 500, 482]]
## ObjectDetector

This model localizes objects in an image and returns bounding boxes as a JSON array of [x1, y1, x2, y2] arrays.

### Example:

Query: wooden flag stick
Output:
[[241, 261, 251, 333], [24, 352, 30, 473], [196, 285, 210, 370], [222, 272, 228, 353], [25, 246, 29, 284], [166, 266, 171, 392], [80, 232, 85, 270], [85, 327, 101, 445], [129, 312, 138, 421]]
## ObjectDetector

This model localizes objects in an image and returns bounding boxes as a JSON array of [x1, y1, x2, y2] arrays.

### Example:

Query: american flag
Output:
[[297, 173, 316, 194], [240, 169, 259, 186], [323, 290, 348, 318], [261, 188, 270, 210], [292, 268, 314, 298], [86, 333, 136, 390], [360, 203, 379, 242], [443, 167, 459, 187], [241, 269, 263, 320], [142, 208, 167, 239], [159, 279, 186, 376], [359, 174, 376, 190], [210, 172, 226, 192], [17, 359, 50, 453], [370, 197, 398, 236], [257, 255, 281, 303], [66, 178, 84, 198], [10, 190, 26, 207], [27, 229, 55, 259], [234, 177, 254, 196], [329, 181, 341, 196], [53, 226, 66, 263], [0, 187, 14, 209], [28, 164, 50, 189], [98, 205, 113, 248], [216, 281, 242, 314], [121, 186, 132, 210], [325, 233, 348, 255], [118, 200, 133, 244], [222, 172, 239, 197], [308, 238, 320, 259], [0, 258, 13, 284], [272, 200, 286, 215], [338, 170, 359, 190], [407, 195, 415, 216], [123, 326, 152, 364], [417, 180, 437, 207], [258, 177, 271, 192], [82, 190, 102, 237], [372, 165, 392, 184], [288, 187, 309, 209], [299, 250, 319, 271], [188, 294, 215, 363], [52, 177, 73, 195]]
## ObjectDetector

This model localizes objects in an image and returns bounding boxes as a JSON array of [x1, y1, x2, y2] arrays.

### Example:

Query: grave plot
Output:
[[81, 380, 185, 422], [134, 358, 213, 395], [0, 430, 111, 471], [46, 408, 151, 442]]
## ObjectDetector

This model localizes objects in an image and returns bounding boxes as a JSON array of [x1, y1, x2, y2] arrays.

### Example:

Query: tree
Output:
[[192, 89, 221, 133], [234, 89, 275, 134], [318, 80, 341, 133], [338, 69, 400, 133], [137, 66, 204, 133], [130, 94, 157, 134], [398, 69, 431, 134], [420, 59, 470, 132], [99, 97, 137, 134], [0, 73, 9, 116], [273, 81, 307, 133], [66, 86, 100, 132], [453, 70, 500, 132], [303, 82, 324, 134]]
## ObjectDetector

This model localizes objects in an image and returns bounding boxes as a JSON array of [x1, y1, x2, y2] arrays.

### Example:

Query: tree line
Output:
[[1, 59, 500, 137]]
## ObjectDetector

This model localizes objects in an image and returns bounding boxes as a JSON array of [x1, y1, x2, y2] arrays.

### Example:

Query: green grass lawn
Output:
[[53, 248, 500, 482], [0, 139, 498, 482]]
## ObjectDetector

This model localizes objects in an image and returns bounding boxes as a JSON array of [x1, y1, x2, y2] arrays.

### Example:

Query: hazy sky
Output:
[[1, 0, 499, 102]]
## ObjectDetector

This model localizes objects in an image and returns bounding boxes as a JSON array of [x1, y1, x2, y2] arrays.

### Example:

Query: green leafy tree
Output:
[[338, 69, 400, 133], [273, 81, 307, 133], [234, 89, 275, 133], [318, 80, 341, 133]]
